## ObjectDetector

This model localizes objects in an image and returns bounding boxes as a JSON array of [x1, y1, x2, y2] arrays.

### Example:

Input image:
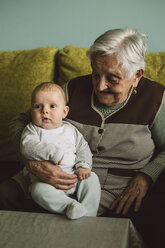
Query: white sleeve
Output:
[[71, 124, 93, 170]]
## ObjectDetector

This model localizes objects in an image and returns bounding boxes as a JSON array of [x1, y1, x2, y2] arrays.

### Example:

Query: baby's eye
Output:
[[33, 104, 41, 109], [51, 104, 57, 108]]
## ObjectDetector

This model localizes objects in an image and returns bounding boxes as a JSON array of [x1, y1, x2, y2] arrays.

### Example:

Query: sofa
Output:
[[0, 46, 165, 180]]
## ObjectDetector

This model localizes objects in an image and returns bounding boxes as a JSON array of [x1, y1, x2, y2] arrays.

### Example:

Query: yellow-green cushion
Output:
[[0, 47, 59, 161], [58, 46, 165, 86], [58, 45, 92, 85], [144, 52, 165, 85]]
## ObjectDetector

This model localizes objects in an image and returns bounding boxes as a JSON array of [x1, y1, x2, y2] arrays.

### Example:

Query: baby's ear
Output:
[[63, 105, 69, 118]]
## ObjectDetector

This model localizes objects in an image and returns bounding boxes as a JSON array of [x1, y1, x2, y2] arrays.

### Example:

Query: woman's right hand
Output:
[[22, 158, 78, 191]]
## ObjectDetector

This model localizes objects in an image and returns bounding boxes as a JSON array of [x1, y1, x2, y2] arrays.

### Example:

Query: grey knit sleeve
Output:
[[9, 109, 32, 157], [140, 92, 165, 183]]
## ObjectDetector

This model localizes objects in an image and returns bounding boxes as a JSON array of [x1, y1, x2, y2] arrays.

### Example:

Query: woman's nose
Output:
[[97, 76, 108, 91]]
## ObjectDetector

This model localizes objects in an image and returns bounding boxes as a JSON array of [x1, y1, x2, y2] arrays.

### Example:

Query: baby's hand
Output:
[[76, 167, 91, 180]]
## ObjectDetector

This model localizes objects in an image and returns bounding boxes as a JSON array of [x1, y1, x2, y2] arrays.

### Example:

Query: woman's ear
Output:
[[134, 69, 144, 87], [63, 105, 69, 118]]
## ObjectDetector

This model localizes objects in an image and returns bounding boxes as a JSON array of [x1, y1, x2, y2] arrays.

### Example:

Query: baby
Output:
[[20, 82, 100, 219]]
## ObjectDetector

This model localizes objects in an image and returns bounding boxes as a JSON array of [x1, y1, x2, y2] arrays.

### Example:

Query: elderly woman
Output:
[[0, 27, 165, 247]]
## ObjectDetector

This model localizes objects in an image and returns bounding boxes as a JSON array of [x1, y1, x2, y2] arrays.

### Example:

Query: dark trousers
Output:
[[101, 171, 165, 248], [0, 171, 165, 248]]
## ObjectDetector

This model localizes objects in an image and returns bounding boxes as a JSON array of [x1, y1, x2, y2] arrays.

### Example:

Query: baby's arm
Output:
[[20, 123, 63, 164], [72, 124, 93, 180]]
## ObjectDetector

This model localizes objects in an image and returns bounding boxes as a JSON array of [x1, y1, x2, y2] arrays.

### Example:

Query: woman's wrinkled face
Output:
[[91, 55, 140, 106]]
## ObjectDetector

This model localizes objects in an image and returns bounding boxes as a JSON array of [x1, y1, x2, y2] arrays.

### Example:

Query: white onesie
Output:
[[21, 120, 92, 176]]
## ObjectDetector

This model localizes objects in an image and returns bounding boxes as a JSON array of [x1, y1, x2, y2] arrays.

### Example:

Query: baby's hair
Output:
[[31, 82, 65, 104]]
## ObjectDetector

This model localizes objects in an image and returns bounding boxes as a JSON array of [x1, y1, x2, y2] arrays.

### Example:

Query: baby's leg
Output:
[[30, 182, 73, 214], [30, 182, 87, 219], [76, 172, 101, 216], [66, 200, 87, 219]]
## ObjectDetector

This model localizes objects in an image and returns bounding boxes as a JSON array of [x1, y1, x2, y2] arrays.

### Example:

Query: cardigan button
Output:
[[98, 146, 105, 151], [98, 129, 104, 134]]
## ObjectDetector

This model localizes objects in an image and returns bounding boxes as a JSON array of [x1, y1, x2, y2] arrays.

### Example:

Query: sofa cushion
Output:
[[58, 46, 92, 85], [144, 52, 165, 86], [58, 46, 165, 86], [0, 47, 59, 161]]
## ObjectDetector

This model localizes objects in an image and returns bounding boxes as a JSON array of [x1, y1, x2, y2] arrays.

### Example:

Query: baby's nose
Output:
[[42, 107, 49, 114]]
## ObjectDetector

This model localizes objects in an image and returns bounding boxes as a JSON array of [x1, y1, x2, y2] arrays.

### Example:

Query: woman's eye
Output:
[[51, 105, 56, 108], [107, 77, 118, 84], [109, 79, 116, 84]]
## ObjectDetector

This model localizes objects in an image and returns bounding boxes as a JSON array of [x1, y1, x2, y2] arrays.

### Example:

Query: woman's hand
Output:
[[22, 158, 78, 191], [110, 173, 152, 215]]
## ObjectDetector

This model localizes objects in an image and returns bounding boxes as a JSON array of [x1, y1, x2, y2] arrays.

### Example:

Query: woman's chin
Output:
[[98, 97, 117, 107], [97, 94, 123, 106]]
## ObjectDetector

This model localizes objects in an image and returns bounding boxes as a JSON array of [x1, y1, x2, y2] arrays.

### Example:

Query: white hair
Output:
[[87, 27, 148, 78]]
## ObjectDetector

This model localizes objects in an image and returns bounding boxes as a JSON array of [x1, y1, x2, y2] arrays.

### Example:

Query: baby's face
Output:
[[31, 89, 69, 129]]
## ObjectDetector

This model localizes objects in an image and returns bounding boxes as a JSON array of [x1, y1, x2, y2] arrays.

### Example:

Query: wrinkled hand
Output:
[[22, 157, 78, 191], [76, 167, 91, 180], [110, 173, 152, 215]]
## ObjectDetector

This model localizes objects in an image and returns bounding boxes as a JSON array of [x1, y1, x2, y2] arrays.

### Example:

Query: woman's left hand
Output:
[[110, 173, 152, 215]]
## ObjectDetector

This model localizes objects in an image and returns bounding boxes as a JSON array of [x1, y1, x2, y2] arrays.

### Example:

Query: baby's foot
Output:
[[66, 201, 87, 220]]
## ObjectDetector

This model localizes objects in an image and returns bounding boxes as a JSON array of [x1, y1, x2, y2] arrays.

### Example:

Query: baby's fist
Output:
[[76, 167, 91, 180]]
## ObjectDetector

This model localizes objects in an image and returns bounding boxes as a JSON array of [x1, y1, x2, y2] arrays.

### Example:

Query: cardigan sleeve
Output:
[[140, 93, 165, 183], [9, 109, 32, 157]]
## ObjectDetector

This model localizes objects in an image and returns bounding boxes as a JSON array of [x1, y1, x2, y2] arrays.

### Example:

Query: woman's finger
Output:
[[115, 195, 129, 214], [122, 194, 137, 215], [134, 193, 143, 212], [54, 183, 76, 190], [110, 197, 120, 210]]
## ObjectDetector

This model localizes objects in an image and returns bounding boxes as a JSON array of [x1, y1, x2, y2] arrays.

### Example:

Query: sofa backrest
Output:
[[0, 47, 59, 161], [0, 46, 164, 161], [57, 46, 165, 86]]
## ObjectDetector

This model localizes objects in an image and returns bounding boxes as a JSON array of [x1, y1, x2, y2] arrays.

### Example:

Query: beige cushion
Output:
[[0, 47, 59, 161]]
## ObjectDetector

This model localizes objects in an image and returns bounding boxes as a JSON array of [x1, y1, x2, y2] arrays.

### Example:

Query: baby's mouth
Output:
[[43, 117, 50, 121]]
